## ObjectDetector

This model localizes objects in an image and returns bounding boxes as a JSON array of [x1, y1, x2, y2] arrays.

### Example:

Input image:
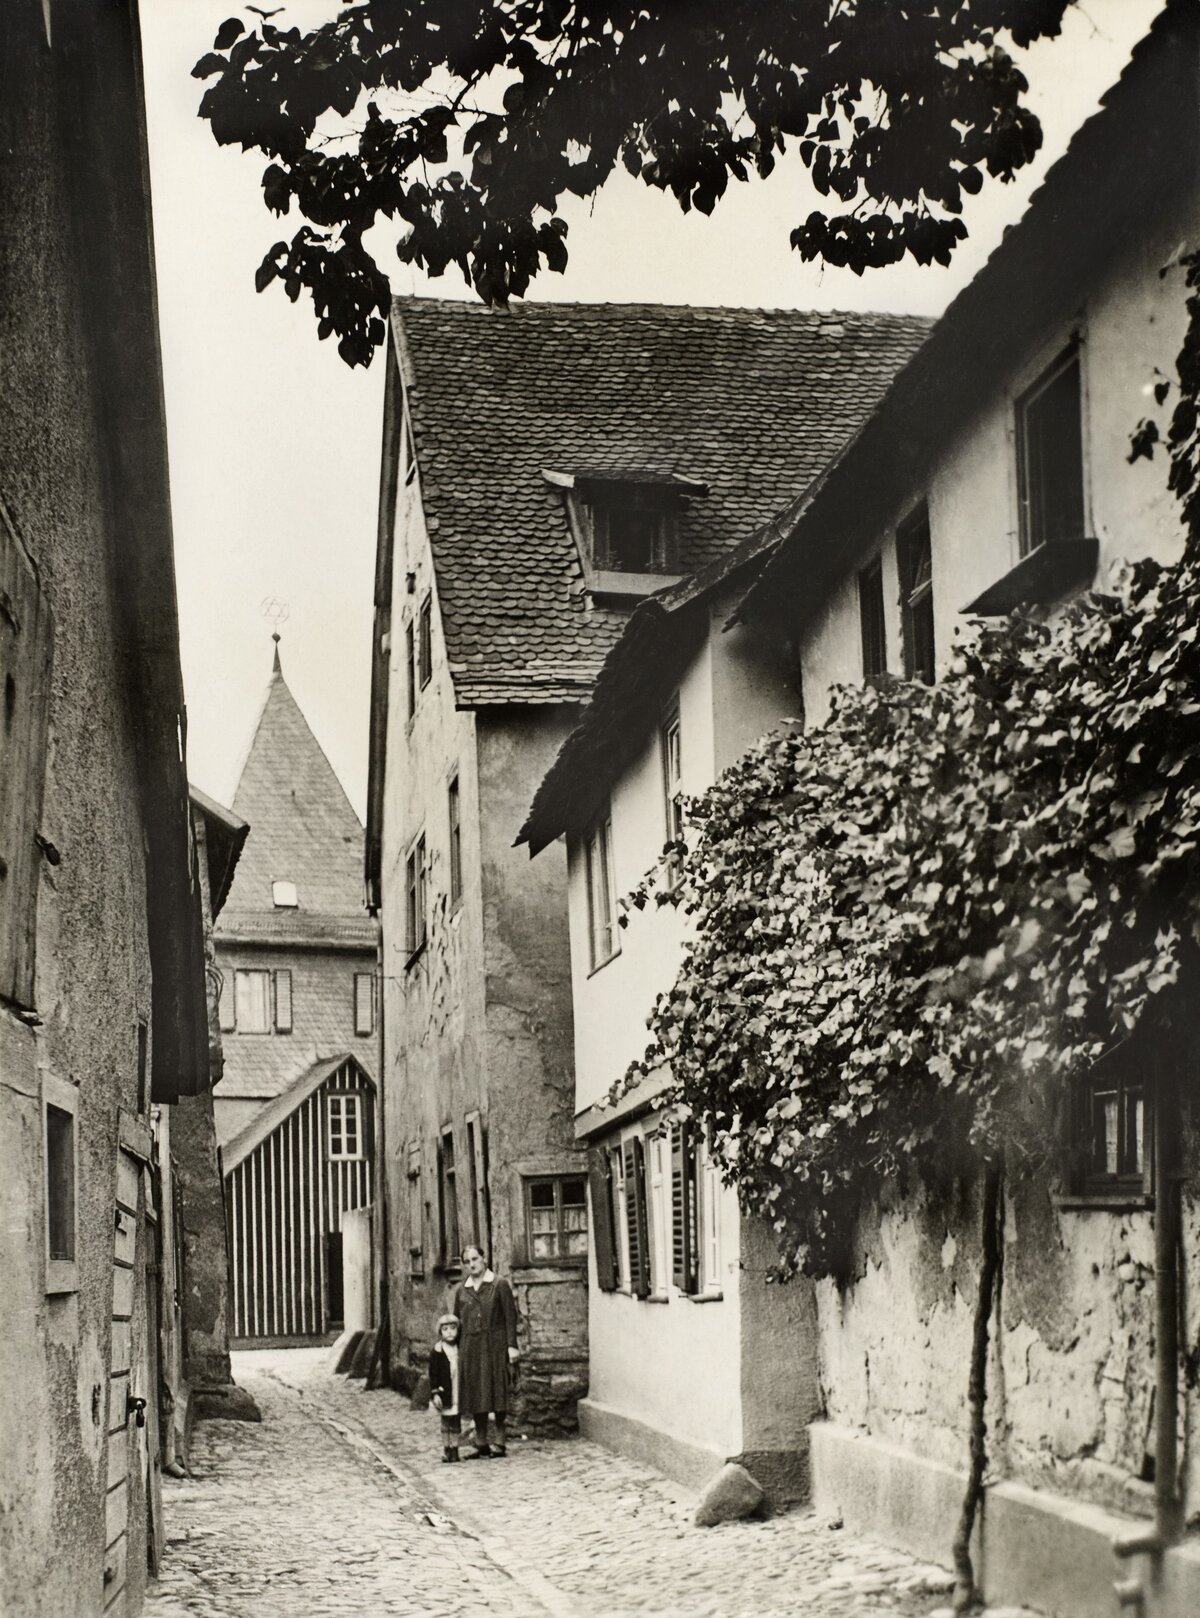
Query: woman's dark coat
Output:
[[453, 1275, 517, 1416]]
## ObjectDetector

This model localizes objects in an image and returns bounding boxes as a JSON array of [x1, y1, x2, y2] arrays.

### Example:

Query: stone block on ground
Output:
[[693, 1461, 766, 1527], [193, 1384, 262, 1423]]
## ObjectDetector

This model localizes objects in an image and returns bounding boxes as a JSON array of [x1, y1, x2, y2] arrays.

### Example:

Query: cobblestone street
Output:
[[145, 1349, 1040, 1618]]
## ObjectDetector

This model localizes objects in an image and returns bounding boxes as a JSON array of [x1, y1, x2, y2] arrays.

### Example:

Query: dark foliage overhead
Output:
[[194, 0, 1072, 364]]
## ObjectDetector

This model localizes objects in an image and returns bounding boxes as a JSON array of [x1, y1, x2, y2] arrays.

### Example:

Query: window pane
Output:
[[274, 970, 292, 1033], [46, 1104, 75, 1260], [272, 880, 298, 908], [235, 970, 271, 1033], [561, 1178, 586, 1209], [532, 1232, 557, 1259], [1091, 1084, 1119, 1176], [354, 973, 374, 1036], [530, 1182, 556, 1210], [1018, 350, 1084, 554]]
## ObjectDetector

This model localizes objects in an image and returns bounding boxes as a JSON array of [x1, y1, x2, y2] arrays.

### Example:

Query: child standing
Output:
[[429, 1314, 462, 1462]]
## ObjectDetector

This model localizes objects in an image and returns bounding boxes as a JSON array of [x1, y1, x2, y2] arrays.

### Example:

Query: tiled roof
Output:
[[394, 299, 932, 708], [219, 649, 368, 932]]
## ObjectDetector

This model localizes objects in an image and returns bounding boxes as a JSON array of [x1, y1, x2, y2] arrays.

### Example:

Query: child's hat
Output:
[[437, 1312, 459, 1329]]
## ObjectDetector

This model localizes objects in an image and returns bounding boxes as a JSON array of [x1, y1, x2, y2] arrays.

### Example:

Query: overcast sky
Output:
[[139, 0, 1161, 820]]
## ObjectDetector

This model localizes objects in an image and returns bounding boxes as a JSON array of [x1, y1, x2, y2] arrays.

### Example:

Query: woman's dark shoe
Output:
[[490, 1445, 507, 1458], [466, 1444, 492, 1459]]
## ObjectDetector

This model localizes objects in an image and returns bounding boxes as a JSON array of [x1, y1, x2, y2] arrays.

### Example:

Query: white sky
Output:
[[139, 0, 1162, 820]]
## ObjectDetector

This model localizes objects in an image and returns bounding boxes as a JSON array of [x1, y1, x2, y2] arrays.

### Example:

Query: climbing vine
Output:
[[621, 258, 1200, 1283]]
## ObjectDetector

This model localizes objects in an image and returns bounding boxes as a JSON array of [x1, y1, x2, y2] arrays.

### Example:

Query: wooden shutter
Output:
[[273, 969, 292, 1033], [218, 971, 235, 1032], [0, 510, 54, 1009], [588, 1147, 617, 1292], [671, 1120, 699, 1294], [632, 1136, 651, 1298], [623, 1141, 644, 1296]]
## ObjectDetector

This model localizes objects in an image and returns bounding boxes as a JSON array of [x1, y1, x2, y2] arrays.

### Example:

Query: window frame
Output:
[[448, 772, 463, 909], [584, 811, 618, 973], [43, 1071, 78, 1295], [897, 507, 935, 685], [465, 1111, 489, 1250], [1066, 1049, 1154, 1205], [523, 1172, 588, 1267], [589, 498, 676, 574], [857, 555, 887, 679], [438, 1125, 461, 1272], [661, 704, 684, 888], [404, 616, 416, 721], [418, 593, 433, 688], [328, 1092, 364, 1161], [1015, 340, 1086, 559], [405, 834, 427, 963]]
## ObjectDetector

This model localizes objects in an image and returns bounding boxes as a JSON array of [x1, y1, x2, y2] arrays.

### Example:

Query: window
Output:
[[1, 502, 54, 1011], [524, 1175, 588, 1265], [44, 1073, 78, 1293], [418, 594, 433, 688], [438, 1127, 460, 1269], [272, 879, 298, 908], [661, 706, 683, 887], [406, 1141, 425, 1277], [234, 969, 272, 1033], [354, 971, 375, 1036], [465, 1111, 489, 1249], [273, 969, 293, 1034], [1074, 1050, 1151, 1198], [405, 835, 427, 958], [328, 1092, 363, 1160], [584, 812, 617, 971], [589, 497, 675, 573], [1016, 344, 1085, 557], [448, 773, 463, 907], [858, 557, 887, 679], [404, 618, 416, 720], [898, 509, 935, 685]]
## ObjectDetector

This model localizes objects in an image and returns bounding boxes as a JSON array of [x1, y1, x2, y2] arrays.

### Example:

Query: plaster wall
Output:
[[0, 4, 158, 1609], [791, 167, 1200, 1525], [572, 610, 811, 1472], [800, 173, 1197, 728]]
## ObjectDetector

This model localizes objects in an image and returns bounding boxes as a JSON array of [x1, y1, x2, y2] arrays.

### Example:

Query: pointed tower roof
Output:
[[218, 650, 372, 941]]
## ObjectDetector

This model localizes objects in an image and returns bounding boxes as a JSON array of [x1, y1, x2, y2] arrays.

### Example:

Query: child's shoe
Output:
[[442, 1447, 460, 1463]]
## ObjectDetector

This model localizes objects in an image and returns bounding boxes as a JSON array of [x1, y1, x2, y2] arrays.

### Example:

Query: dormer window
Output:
[[545, 468, 704, 601], [588, 491, 676, 574], [272, 880, 298, 908]]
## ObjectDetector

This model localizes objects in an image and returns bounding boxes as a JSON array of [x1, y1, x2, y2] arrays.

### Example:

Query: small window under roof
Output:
[[272, 879, 299, 908]]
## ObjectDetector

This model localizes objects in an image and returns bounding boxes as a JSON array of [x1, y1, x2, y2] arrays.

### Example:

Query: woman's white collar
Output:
[[465, 1268, 495, 1289]]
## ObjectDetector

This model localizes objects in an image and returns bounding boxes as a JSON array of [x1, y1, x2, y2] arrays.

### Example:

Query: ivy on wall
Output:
[[623, 259, 1200, 1282]]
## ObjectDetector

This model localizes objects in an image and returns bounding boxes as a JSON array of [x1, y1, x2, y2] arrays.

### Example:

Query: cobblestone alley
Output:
[[145, 1350, 1041, 1618]]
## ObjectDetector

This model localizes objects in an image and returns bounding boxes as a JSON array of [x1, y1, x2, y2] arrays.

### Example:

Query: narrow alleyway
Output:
[[145, 1349, 1040, 1618]]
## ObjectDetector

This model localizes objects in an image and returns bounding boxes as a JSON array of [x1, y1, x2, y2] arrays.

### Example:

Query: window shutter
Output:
[[0, 511, 55, 1010], [588, 1147, 617, 1292], [218, 971, 235, 1032], [273, 969, 293, 1033], [671, 1122, 687, 1290], [632, 1136, 651, 1298], [623, 1140, 644, 1296]]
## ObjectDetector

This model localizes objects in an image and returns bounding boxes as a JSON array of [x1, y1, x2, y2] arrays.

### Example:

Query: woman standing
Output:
[[453, 1244, 519, 1457]]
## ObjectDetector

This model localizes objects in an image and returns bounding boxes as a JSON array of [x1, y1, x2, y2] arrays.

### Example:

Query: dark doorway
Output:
[[325, 1232, 344, 1328]]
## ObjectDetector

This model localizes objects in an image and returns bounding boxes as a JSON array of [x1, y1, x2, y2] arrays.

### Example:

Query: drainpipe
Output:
[[1113, 1053, 1182, 1609]]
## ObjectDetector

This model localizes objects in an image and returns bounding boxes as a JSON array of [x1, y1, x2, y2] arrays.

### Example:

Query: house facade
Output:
[[1, 2, 212, 1614], [366, 298, 929, 1430], [723, 7, 1200, 1614], [213, 651, 379, 1344]]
